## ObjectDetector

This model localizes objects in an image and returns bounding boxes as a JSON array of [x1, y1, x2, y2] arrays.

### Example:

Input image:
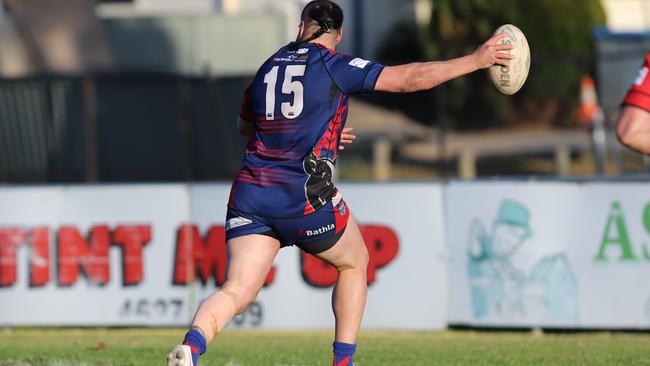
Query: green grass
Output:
[[1, 328, 649, 366]]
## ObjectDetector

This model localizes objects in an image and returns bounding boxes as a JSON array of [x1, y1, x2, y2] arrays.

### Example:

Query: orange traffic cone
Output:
[[578, 75, 601, 126]]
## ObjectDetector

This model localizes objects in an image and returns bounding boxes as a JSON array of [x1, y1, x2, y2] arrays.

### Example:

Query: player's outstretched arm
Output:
[[617, 106, 650, 155], [375, 33, 513, 93]]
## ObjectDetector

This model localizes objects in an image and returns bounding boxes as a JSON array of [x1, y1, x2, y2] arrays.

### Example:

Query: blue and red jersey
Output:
[[228, 42, 384, 217]]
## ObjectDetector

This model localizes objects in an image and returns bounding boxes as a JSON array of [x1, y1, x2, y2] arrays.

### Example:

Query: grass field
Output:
[[1, 328, 649, 366]]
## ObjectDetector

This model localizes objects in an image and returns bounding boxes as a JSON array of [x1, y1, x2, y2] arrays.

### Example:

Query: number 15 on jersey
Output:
[[263, 65, 306, 120]]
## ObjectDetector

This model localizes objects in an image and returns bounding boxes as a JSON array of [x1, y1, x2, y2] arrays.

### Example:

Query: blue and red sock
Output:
[[183, 328, 207, 366], [332, 341, 356, 366]]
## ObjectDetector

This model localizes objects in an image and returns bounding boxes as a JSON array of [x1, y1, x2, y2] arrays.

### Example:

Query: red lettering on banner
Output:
[[173, 225, 275, 286], [29, 227, 50, 287], [113, 225, 151, 286], [173, 225, 226, 285], [0, 228, 26, 287], [1, 225, 153, 288], [58, 226, 111, 286], [301, 225, 399, 288]]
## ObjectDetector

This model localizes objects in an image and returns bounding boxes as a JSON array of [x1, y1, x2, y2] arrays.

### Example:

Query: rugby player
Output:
[[167, 1, 512, 365]]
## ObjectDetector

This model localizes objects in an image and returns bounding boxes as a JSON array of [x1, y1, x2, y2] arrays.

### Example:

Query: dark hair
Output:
[[288, 0, 344, 51]]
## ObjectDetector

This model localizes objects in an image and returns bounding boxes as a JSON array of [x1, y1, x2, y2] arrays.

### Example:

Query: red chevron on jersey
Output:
[[314, 94, 348, 160]]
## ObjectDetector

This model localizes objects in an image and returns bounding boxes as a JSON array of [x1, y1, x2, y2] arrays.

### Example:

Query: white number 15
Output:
[[263, 65, 306, 120]]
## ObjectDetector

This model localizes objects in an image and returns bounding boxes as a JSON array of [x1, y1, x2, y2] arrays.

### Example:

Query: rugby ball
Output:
[[488, 24, 530, 95]]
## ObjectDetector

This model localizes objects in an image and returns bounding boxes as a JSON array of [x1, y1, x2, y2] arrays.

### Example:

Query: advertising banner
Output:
[[0, 183, 447, 330], [446, 181, 650, 329]]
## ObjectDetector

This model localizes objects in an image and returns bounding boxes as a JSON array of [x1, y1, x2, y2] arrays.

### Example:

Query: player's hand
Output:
[[339, 127, 356, 151], [472, 32, 513, 69]]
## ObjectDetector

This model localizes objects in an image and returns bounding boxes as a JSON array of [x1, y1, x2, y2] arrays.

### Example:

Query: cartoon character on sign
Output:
[[467, 200, 578, 322]]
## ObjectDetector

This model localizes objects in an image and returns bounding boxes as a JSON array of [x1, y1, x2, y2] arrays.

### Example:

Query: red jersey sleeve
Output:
[[623, 52, 650, 112]]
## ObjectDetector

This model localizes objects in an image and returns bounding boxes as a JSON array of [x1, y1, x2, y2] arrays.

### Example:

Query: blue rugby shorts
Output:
[[225, 191, 350, 254]]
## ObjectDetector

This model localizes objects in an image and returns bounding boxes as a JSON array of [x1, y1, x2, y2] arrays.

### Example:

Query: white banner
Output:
[[0, 183, 447, 330], [446, 181, 650, 329], [0, 185, 191, 326]]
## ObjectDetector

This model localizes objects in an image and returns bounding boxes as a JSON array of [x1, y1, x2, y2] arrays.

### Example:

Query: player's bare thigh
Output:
[[315, 215, 368, 270], [223, 234, 280, 307]]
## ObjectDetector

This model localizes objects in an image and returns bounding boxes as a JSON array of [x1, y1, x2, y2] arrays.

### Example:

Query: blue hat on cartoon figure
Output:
[[496, 200, 532, 237]]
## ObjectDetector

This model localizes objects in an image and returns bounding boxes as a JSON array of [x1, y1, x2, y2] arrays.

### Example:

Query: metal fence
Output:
[[0, 73, 250, 183]]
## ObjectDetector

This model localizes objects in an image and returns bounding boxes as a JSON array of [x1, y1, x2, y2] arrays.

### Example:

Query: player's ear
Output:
[[298, 21, 306, 39], [336, 27, 343, 45]]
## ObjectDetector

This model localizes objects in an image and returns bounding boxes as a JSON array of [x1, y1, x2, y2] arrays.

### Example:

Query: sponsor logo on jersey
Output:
[[273, 56, 297, 62], [273, 55, 308, 63], [635, 67, 649, 86], [349, 58, 370, 69], [332, 191, 343, 207], [295, 48, 309, 55], [305, 224, 335, 237], [332, 190, 347, 216], [337, 200, 347, 217], [226, 217, 253, 231]]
